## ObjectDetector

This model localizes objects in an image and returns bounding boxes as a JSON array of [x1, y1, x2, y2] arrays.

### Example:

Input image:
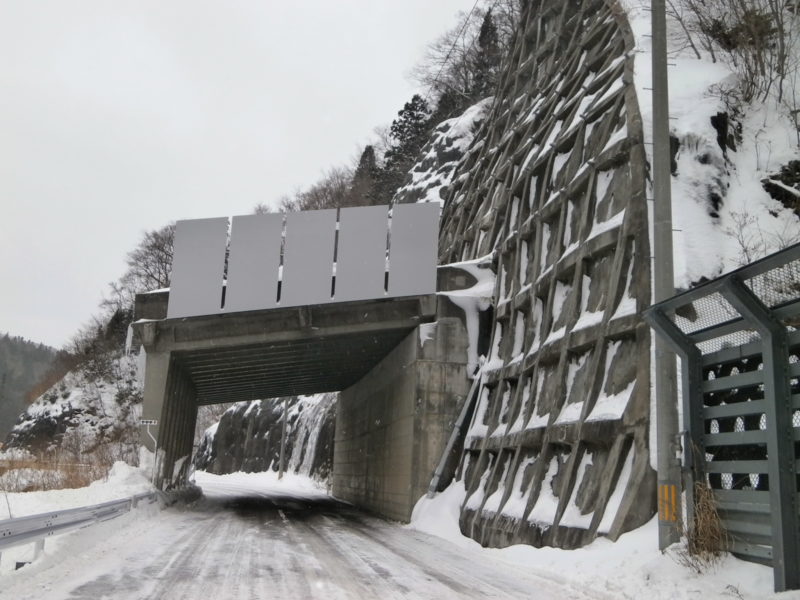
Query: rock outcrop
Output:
[[194, 394, 336, 481]]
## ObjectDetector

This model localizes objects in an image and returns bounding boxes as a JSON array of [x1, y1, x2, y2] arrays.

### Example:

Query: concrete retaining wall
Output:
[[333, 302, 470, 521]]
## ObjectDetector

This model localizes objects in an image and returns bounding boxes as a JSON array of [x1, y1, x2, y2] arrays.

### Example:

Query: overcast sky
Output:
[[0, 0, 475, 349]]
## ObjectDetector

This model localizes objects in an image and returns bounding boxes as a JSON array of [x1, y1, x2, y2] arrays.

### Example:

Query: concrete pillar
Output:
[[140, 350, 171, 486], [140, 350, 197, 489]]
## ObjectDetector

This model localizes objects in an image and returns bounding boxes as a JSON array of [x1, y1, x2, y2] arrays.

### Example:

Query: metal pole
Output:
[[278, 397, 288, 480], [652, 0, 681, 549], [145, 424, 158, 486]]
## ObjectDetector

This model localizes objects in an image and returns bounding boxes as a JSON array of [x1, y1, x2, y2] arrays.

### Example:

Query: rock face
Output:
[[438, 0, 655, 549], [194, 394, 336, 481]]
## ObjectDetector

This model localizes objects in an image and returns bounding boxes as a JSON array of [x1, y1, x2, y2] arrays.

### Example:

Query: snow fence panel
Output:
[[280, 209, 337, 308], [388, 203, 439, 297], [225, 213, 283, 312], [167, 217, 229, 318], [335, 205, 390, 302]]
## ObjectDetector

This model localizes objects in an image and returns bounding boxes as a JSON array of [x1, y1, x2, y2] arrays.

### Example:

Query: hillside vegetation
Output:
[[0, 335, 58, 440]]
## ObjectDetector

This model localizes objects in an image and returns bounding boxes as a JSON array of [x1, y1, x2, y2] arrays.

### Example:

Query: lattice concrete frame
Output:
[[167, 203, 440, 319], [438, 0, 656, 550]]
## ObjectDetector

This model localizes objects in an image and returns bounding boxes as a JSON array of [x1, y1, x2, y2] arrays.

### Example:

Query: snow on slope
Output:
[[2, 353, 143, 457], [627, 1, 800, 288], [393, 98, 493, 205]]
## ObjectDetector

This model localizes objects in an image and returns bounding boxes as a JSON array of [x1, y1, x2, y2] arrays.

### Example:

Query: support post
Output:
[[651, 0, 681, 550], [33, 539, 44, 560], [141, 351, 171, 488], [721, 277, 799, 592], [645, 308, 705, 529], [278, 396, 289, 480]]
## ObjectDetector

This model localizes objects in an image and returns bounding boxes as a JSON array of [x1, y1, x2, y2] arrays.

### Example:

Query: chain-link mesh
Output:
[[672, 292, 740, 334], [745, 259, 800, 309]]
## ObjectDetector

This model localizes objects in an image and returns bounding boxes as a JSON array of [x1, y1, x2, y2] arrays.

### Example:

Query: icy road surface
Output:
[[1, 473, 592, 600]]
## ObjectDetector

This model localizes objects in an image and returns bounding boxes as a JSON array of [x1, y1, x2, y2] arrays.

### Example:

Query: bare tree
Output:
[[411, 1, 521, 108], [120, 224, 175, 293], [252, 202, 274, 214], [668, 0, 800, 104]]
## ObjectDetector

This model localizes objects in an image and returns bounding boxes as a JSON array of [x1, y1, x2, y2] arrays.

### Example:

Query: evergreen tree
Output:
[[376, 95, 432, 202], [472, 10, 502, 99], [350, 145, 381, 206], [430, 88, 464, 123]]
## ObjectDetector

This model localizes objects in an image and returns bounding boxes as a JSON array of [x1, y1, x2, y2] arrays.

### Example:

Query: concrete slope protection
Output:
[[0, 475, 596, 600], [438, 0, 655, 550]]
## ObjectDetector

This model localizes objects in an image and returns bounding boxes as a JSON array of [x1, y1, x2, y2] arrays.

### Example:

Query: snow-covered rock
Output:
[[3, 354, 142, 460], [393, 98, 492, 205], [194, 393, 336, 482]]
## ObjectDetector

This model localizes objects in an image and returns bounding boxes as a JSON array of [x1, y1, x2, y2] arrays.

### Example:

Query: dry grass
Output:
[[674, 481, 730, 573], [0, 437, 139, 493], [0, 456, 109, 493]]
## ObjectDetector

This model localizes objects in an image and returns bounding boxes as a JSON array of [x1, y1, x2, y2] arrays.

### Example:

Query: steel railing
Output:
[[0, 492, 158, 562]]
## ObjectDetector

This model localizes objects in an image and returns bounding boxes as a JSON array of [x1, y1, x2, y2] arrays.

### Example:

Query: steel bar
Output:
[[721, 276, 799, 592]]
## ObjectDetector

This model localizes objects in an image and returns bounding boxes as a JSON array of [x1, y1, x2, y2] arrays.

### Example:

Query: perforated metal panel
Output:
[[167, 218, 228, 318], [225, 214, 283, 313], [165, 204, 438, 318], [335, 205, 390, 302], [388, 203, 439, 297], [280, 209, 337, 307]]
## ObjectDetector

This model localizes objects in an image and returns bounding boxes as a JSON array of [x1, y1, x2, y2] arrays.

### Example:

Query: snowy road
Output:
[[0, 473, 594, 600]]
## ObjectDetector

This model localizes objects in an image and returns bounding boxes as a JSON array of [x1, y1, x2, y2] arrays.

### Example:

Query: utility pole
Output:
[[652, 0, 681, 549]]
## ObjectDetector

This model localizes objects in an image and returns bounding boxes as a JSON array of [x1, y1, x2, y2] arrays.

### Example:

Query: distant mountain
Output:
[[0, 333, 57, 440]]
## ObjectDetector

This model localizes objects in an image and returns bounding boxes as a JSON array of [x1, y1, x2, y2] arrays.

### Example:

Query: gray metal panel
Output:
[[281, 209, 337, 307], [225, 214, 283, 313], [167, 218, 229, 318], [388, 203, 439, 297], [335, 205, 390, 302]]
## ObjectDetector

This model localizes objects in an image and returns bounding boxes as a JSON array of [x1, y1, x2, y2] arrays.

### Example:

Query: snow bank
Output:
[[410, 482, 786, 599], [0, 461, 153, 520], [193, 469, 329, 501]]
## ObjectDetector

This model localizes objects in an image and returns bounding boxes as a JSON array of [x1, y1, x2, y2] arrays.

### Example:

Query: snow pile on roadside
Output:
[[410, 483, 786, 599], [193, 469, 329, 500], [0, 461, 153, 520]]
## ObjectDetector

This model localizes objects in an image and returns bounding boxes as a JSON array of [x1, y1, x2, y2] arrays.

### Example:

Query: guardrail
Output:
[[0, 492, 158, 564]]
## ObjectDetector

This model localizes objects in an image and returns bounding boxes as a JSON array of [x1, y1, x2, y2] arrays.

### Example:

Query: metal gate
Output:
[[644, 243, 800, 592]]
